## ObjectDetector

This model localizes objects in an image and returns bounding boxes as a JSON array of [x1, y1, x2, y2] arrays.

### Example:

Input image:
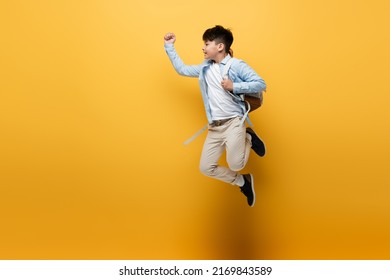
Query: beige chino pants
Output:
[[199, 116, 251, 185]]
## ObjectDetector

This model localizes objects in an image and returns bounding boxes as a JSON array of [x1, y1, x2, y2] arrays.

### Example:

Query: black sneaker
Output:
[[246, 127, 266, 157], [240, 174, 255, 207]]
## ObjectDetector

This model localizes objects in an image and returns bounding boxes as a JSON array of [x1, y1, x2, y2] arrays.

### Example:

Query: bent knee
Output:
[[228, 161, 245, 172], [199, 163, 217, 177]]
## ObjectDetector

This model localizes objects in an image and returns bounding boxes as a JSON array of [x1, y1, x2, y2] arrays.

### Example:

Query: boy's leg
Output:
[[225, 117, 251, 172], [224, 117, 256, 207], [199, 122, 243, 185]]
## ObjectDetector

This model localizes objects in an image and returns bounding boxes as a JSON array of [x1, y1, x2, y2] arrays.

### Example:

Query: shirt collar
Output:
[[207, 54, 232, 65], [220, 54, 232, 65]]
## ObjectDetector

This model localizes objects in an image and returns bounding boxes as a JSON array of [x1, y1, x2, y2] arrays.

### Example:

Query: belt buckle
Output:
[[212, 118, 230, 126]]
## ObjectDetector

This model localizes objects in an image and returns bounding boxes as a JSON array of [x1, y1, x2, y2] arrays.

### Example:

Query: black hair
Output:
[[202, 25, 234, 56]]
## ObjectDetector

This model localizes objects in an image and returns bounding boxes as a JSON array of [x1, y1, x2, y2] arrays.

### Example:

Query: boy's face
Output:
[[202, 40, 224, 60]]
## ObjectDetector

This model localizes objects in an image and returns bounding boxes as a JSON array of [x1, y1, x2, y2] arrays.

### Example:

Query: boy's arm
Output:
[[232, 60, 266, 95], [164, 33, 202, 77]]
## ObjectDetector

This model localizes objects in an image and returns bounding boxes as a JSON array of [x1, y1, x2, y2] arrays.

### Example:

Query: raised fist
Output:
[[164, 32, 176, 44]]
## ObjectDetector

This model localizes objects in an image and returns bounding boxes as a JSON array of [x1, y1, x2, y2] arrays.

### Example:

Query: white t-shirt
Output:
[[205, 63, 242, 121]]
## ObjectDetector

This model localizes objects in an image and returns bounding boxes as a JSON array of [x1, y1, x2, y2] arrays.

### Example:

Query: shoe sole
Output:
[[249, 174, 255, 207]]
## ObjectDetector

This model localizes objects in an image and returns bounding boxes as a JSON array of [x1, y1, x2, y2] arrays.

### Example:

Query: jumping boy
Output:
[[164, 25, 266, 207]]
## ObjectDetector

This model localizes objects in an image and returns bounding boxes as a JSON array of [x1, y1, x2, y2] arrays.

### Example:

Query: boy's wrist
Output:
[[164, 43, 175, 48]]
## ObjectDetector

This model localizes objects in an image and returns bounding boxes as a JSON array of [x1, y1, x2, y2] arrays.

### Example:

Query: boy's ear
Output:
[[217, 42, 225, 52]]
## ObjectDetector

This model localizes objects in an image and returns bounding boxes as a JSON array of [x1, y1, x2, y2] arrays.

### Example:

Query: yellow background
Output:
[[1, 0, 390, 259]]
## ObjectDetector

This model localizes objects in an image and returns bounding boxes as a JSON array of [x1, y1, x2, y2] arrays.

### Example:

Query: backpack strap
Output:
[[222, 58, 251, 126], [222, 58, 235, 78], [183, 124, 208, 145]]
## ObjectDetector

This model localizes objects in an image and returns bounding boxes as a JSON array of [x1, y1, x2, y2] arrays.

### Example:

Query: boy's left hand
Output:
[[221, 79, 233, 92]]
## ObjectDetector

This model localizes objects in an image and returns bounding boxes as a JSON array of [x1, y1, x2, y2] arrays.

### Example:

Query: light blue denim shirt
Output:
[[164, 43, 266, 124]]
